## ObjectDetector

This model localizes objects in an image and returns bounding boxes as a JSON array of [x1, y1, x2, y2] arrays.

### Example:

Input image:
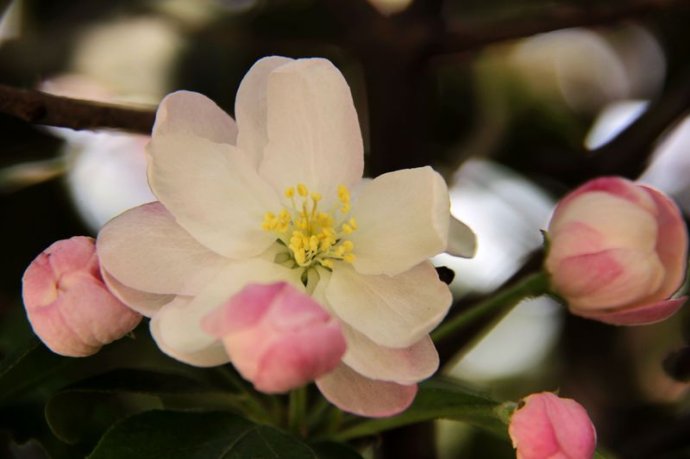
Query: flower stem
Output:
[[211, 366, 274, 424], [288, 386, 308, 436], [431, 271, 550, 343]]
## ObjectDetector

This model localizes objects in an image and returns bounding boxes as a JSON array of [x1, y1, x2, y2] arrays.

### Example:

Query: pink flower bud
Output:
[[509, 392, 597, 459], [202, 282, 346, 394], [22, 236, 142, 357], [545, 177, 688, 325]]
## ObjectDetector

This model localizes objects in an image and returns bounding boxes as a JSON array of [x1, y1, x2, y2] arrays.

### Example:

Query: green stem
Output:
[[288, 386, 308, 436], [431, 271, 550, 343], [212, 366, 274, 424]]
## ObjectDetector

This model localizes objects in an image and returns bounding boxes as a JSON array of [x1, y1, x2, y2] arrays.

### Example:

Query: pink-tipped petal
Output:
[[203, 282, 346, 393], [101, 268, 174, 317], [153, 91, 238, 145], [572, 297, 686, 326], [316, 363, 417, 418], [253, 319, 346, 393], [509, 392, 596, 459], [97, 202, 229, 296], [641, 185, 688, 298], [22, 237, 141, 357], [341, 324, 439, 385]]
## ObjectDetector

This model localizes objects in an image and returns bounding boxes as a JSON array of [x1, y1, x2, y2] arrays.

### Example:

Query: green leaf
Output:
[[44, 369, 251, 446], [88, 410, 358, 459], [46, 391, 162, 445], [0, 338, 71, 403], [333, 377, 507, 441], [309, 441, 363, 459]]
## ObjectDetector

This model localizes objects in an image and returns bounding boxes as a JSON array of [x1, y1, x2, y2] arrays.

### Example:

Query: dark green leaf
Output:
[[334, 377, 507, 441], [46, 391, 163, 445], [45, 369, 250, 446], [309, 441, 363, 459], [88, 410, 355, 459]]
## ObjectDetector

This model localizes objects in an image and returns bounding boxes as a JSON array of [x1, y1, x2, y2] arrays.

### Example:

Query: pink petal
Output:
[[341, 324, 439, 384], [253, 320, 346, 393], [316, 363, 417, 417], [509, 392, 596, 459], [101, 268, 174, 317], [22, 237, 141, 357], [202, 282, 346, 393], [97, 202, 229, 296], [641, 185, 688, 299], [553, 177, 654, 221], [572, 297, 686, 326]]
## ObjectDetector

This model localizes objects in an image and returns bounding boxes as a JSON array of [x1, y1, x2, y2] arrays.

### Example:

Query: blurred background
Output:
[[1, 0, 690, 458]]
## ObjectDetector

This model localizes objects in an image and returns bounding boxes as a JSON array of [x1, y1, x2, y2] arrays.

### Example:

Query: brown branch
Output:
[[585, 63, 690, 179], [435, 0, 690, 55], [0, 84, 156, 134]]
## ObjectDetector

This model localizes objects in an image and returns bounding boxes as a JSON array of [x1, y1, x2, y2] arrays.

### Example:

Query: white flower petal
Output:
[[147, 134, 280, 258], [150, 258, 301, 367], [153, 91, 238, 144], [446, 216, 477, 258], [342, 324, 439, 384], [316, 363, 417, 417], [326, 262, 452, 348], [101, 268, 173, 317], [350, 167, 451, 276], [235, 56, 293, 168], [259, 58, 363, 200], [151, 296, 230, 367], [97, 202, 229, 295]]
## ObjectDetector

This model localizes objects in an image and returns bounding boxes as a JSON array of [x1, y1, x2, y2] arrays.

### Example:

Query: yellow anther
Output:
[[337, 185, 350, 204], [321, 259, 334, 269], [262, 183, 356, 269]]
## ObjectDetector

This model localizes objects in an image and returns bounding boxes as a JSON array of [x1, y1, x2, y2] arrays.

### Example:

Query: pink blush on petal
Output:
[[572, 297, 686, 326]]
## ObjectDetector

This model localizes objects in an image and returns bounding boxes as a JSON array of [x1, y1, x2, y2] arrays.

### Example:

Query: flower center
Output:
[[262, 183, 357, 272]]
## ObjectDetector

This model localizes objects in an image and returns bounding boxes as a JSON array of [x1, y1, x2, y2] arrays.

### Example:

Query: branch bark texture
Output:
[[0, 84, 155, 134]]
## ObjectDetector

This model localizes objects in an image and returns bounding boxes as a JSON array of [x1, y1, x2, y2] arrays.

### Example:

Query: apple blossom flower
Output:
[[22, 236, 142, 357], [545, 177, 688, 325], [202, 282, 346, 393], [509, 392, 597, 459], [97, 56, 475, 417]]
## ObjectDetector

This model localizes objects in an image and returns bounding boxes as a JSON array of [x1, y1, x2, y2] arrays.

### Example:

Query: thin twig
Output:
[[435, 0, 689, 55], [0, 84, 155, 134], [586, 63, 690, 179]]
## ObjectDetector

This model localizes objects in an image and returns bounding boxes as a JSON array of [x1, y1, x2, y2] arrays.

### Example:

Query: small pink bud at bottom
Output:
[[22, 236, 141, 357], [509, 392, 597, 459], [203, 282, 346, 394]]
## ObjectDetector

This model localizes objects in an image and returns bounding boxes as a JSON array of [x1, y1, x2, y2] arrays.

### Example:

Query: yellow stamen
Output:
[[262, 184, 358, 269]]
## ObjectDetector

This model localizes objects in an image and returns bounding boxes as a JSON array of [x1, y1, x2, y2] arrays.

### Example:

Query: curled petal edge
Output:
[[571, 297, 686, 326]]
